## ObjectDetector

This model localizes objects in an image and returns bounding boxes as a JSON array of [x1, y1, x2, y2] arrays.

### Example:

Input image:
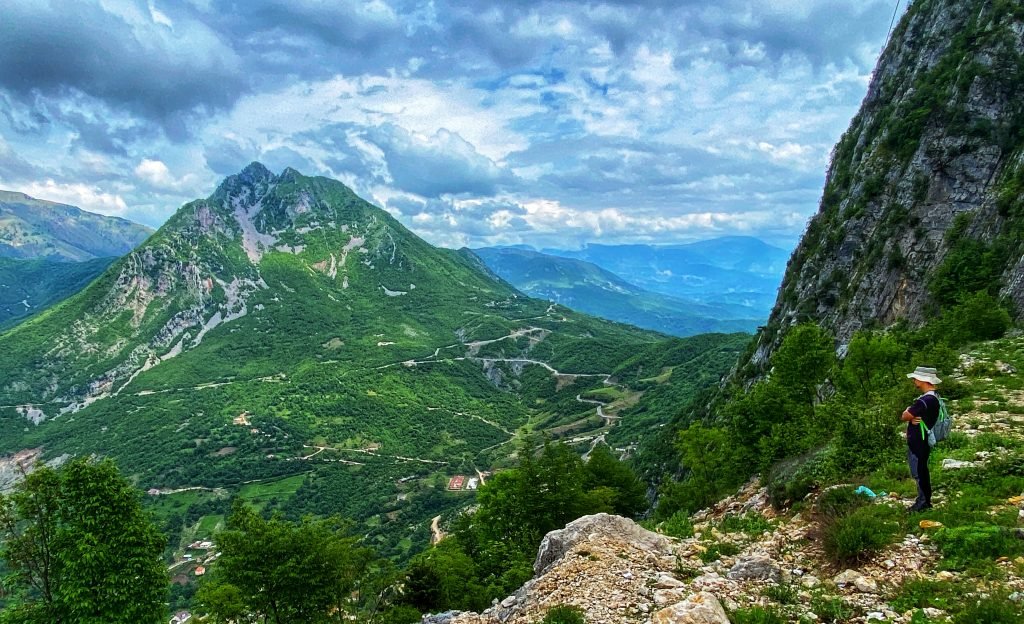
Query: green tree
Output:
[[659, 423, 740, 515], [0, 458, 167, 624], [837, 331, 909, 399], [403, 538, 488, 612], [582, 444, 648, 517], [770, 323, 836, 408], [199, 500, 374, 623]]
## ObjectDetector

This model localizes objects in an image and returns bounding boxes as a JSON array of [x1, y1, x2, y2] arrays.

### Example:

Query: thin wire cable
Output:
[[882, 0, 904, 52]]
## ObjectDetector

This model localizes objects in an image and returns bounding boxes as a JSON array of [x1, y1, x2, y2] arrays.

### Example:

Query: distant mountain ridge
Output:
[[538, 237, 790, 315], [473, 246, 761, 336], [0, 190, 152, 261]]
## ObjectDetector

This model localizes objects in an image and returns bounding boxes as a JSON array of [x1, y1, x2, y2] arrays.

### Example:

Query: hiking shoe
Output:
[[908, 503, 933, 513]]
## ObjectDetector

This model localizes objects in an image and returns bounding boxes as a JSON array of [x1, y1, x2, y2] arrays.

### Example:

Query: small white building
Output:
[[466, 477, 479, 491]]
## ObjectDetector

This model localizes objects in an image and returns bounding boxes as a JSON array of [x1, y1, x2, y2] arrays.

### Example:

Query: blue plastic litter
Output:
[[854, 485, 886, 498]]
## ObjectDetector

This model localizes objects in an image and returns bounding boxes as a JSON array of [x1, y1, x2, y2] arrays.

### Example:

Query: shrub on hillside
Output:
[[765, 447, 833, 509], [930, 292, 1013, 345], [541, 605, 586, 624], [660, 510, 694, 538], [815, 485, 866, 520], [718, 512, 774, 536], [699, 540, 740, 563], [822, 504, 903, 565]]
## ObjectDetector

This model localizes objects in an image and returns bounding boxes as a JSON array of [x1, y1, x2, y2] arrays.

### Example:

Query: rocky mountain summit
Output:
[[0, 162, 518, 415], [752, 0, 1024, 367], [427, 339, 1024, 624]]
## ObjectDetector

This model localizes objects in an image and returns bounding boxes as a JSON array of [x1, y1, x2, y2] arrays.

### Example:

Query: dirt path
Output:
[[335, 448, 449, 465], [430, 515, 445, 545], [427, 407, 514, 435]]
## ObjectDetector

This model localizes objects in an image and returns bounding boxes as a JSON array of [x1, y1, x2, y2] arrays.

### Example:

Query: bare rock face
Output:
[[747, 0, 1024, 370], [650, 592, 730, 624], [534, 513, 675, 575]]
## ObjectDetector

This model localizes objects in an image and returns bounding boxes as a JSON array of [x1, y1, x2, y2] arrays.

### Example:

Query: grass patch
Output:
[[889, 577, 965, 612], [763, 583, 799, 605], [730, 605, 787, 624], [953, 593, 1024, 624], [932, 523, 1024, 571], [809, 594, 856, 623], [816, 485, 867, 519], [196, 514, 224, 536], [237, 473, 308, 510], [699, 540, 741, 563]]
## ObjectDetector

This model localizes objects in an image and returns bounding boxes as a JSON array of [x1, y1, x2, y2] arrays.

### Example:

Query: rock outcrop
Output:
[[750, 0, 1024, 369]]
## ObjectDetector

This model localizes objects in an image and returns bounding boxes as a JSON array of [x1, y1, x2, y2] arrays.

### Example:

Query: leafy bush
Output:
[[816, 486, 866, 520], [698, 540, 740, 563], [541, 605, 586, 624], [660, 510, 694, 538], [766, 447, 833, 509], [730, 605, 787, 624], [822, 504, 903, 565], [933, 523, 1024, 570], [718, 512, 774, 536], [929, 292, 1013, 346]]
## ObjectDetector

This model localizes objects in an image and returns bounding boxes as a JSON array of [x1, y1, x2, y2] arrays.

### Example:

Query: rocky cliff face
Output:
[[752, 0, 1024, 368]]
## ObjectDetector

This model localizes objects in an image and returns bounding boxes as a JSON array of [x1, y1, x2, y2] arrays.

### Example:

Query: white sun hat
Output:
[[907, 366, 942, 385]]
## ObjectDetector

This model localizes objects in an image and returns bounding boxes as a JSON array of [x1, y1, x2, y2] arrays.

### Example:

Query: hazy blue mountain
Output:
[[0, 190, 153, 261], [540, 237, 790, 314], [473, 247, 760, 336]]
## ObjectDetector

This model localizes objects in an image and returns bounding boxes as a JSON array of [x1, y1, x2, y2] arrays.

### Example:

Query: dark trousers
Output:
[[907, 443, 931, 507]]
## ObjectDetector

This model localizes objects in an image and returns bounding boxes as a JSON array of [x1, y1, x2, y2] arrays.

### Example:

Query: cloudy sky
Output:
[[0, 0, 904, 249]]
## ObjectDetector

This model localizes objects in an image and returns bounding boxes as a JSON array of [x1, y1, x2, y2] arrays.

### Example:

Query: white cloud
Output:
[[18, 180, 128, 216]]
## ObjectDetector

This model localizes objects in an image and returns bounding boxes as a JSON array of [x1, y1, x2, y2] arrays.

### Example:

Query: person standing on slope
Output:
[[901, 366, 942, 512]]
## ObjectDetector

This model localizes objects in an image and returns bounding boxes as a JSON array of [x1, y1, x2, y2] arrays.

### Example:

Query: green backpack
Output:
[[920, 395, 951, 448]]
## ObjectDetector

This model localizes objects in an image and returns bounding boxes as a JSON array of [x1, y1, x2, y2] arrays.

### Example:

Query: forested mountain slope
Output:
[[0, 163, 742, 558], [751, 0, 1024, 371], [0, 256, 115, 330]]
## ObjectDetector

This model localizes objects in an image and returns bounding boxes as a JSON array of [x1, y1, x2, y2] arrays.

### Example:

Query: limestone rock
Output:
[[727, 555, 781, 582], [801, 575, 821, 589], [941, 458, 977, 470], [533, 513, 674, 575], [654, 573, 687, 589], [651, 592, 730, 624], [422, 612, 467, 624], [654, 588, 689, 606], [833, 569, 878, 593]]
